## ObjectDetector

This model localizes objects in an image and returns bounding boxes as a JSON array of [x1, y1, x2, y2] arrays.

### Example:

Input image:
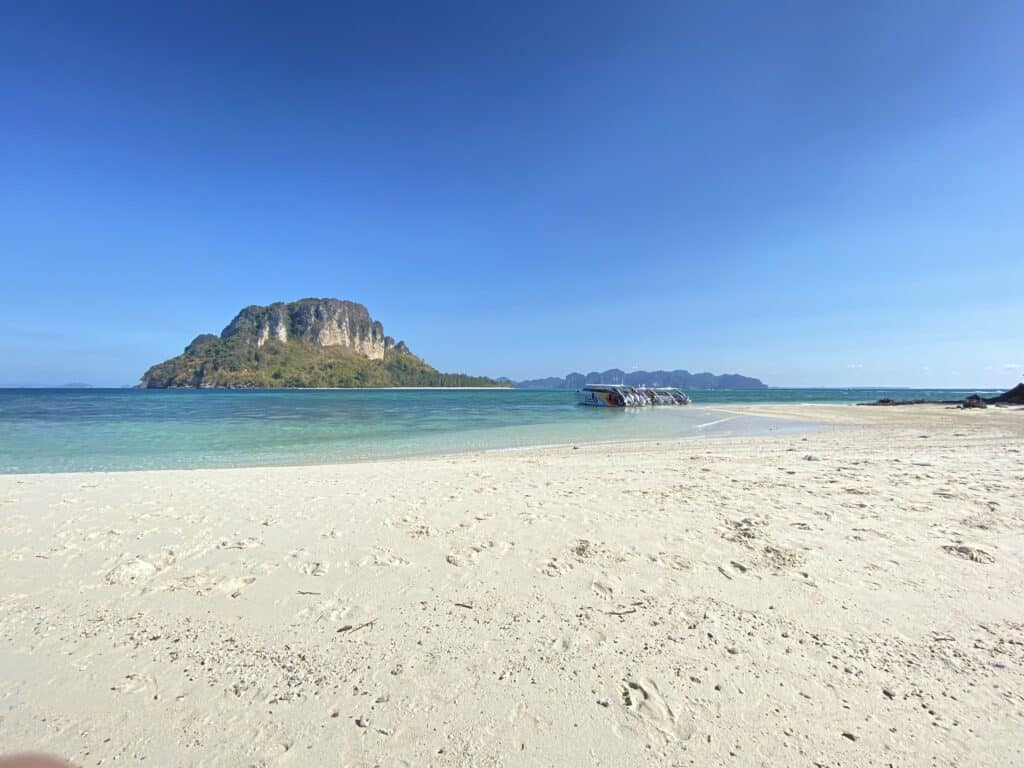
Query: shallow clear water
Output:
[[0, 387, 998, 474]]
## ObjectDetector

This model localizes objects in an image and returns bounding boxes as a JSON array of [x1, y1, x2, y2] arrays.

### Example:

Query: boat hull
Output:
[[576, 389, 623, 407]]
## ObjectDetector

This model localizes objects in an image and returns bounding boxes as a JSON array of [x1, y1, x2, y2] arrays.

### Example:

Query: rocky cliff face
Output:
[[221, 299, 409, 360]]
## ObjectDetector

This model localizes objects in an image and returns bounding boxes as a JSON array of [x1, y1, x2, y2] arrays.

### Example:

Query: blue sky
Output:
[[1, 1, 1021, 387]]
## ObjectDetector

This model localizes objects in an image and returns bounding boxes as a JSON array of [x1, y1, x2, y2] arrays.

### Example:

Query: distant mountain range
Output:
[[511, 369, 766, 390], [140, 298, 503, 389]]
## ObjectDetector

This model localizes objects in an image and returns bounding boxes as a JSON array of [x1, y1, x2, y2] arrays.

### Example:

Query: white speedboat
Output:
[[577, 384, 689, 407], [639, 387, 691, 405], [577, 384, 640, 407], [660, 387, 691, 405]]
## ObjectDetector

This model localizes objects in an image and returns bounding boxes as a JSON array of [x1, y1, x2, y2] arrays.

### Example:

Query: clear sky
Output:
[[1, 2, 1021, 388]]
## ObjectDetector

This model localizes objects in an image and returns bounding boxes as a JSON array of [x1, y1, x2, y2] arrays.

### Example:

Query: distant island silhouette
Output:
[[511, 369, 765, 390]]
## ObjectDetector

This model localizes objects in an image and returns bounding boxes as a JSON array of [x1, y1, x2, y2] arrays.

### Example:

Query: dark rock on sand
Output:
[[989, 383, 1024, 405], [860, 397, 928, 406], [860, 383, 1024, 407]]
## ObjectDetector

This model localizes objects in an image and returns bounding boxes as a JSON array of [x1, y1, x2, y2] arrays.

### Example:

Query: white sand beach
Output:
[[1, 405, 1022, 767]]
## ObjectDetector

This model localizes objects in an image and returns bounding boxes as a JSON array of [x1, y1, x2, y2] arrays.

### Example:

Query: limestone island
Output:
[[140, 298, 504, 389]]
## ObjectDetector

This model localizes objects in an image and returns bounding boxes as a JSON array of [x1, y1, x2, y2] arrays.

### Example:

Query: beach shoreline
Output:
[[5, 400, 1017, 479], [1, 405, 1022, 766], [0, 402, 832, 479]]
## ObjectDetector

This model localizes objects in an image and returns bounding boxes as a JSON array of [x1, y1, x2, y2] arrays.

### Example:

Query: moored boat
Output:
[[576, 384, 690, 407], [576, 384, 635, 407], [642, 387, 691, 405]]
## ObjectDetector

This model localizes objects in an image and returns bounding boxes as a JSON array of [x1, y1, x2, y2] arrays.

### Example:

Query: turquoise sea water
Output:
[[0, 388, 999, 474]]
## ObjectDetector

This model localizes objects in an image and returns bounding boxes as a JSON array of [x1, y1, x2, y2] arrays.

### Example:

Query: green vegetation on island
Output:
[[140, 299, 504, 389]]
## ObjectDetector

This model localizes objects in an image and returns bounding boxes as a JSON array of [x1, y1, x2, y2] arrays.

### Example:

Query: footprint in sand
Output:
[[446, 540, 512, 567], [762, 544, 807, 570], [942, 544, 995, 564], [169, 570, 256, 597], [105, 558, 158, 585], [111, 672, 158, 695], [721, 517, 765, 544], [571, 539, 610, 561], [961, 512, 1002, 531], [217, 537, 263, 550], [541, 557, 573, 577], [649, 552, 691, 571], [360, 550, 410, 567], [552, 626, 606, 654], [591, 574, 619, 599], [617, 677, 693, 743], [387, 516, 438, 538], [218, 576, 256, 596], [295, 597, 353, 623], [447, 509, 497, 534], [103, 550, 175, 585]]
